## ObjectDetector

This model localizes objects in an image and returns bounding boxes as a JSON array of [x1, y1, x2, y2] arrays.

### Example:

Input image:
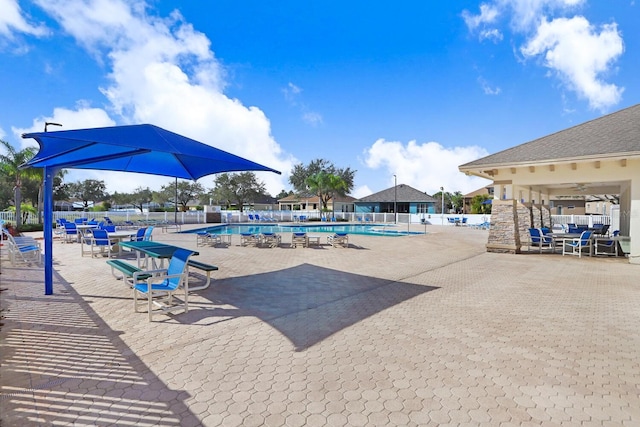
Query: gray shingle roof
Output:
[[357, 184, 436, 203], [460, 103, 640, 169]]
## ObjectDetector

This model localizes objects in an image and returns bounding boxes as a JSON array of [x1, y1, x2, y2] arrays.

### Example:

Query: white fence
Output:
[[0, 209, 613, 228]]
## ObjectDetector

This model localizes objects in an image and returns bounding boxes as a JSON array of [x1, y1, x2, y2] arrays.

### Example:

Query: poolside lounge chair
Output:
[[240, 232, 260, 246], [327, 232, 349, 248], [1, 228, 42, 266], [562, 230, 593, 258], [133, 248, 193, 321], [528, 228, 554, 253], [291, 232, 307, 248], [261, 232, 282, 248]]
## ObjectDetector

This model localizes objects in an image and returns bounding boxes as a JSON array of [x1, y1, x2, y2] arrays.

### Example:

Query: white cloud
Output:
[[506, 0, 585, 31], [0, 0, 48, 39], [363, 139, 491, 195], [26, 0, 293, 195], [462, 0, 623, 110], [478, 77, 502, 95], [282, 81, 323, 126], [521, 16, 624, 110], [462, 3, 500, 31], [283, 82, 302, 103], [480, 28, 503, 42]]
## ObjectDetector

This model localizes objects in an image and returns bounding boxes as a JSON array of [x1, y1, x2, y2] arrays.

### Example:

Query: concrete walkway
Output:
[[1, 225, 639, 426]]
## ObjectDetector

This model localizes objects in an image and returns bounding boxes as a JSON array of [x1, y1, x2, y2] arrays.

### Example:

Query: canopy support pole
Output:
[[174, 177, 178, 224], [43, 166, 56, 295]]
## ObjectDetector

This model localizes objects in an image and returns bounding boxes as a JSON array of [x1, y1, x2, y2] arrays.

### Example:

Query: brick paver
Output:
[[1, 224, 639, 426]]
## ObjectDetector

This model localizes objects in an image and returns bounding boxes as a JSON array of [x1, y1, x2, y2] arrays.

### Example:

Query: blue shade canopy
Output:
[[21, 124, 280, 296], [22, 124, 281, 179]]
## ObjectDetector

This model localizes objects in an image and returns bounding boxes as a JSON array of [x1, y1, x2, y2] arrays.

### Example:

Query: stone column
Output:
[[486, 199, 533, 254]]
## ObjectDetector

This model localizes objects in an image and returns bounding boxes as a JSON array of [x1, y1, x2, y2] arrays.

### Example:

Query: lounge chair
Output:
[[133, 248, 193, 321], [1, 228, 42, 266], [240, 232, 260, 246], [291, 232, 307, 248], [528, 228, 554, 253], [261, 232, 281, 247], [247, 214, 256, 222], [562, 230, 593, 258], [196, 231, 213, 246], [327, 232, 349, 248]]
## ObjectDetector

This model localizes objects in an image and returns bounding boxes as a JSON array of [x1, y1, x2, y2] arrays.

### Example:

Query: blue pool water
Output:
[[185, 223, 424, 237]]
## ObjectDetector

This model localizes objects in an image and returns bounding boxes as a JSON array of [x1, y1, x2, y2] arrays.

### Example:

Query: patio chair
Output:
[[143, 226, 154, 241], [594, 230, 619, 256], [591, 224, 610, 236], [291, 232, 307, 248], [130, 227, 147, 242], [528, 228, 554, 253], [62, 222, 78, 243], [562, 230, 593, 258], [133, 248, 193, 321], [89, 228, 116, 258], [247, 214, 256, 222], [327, 232, 349, 248]]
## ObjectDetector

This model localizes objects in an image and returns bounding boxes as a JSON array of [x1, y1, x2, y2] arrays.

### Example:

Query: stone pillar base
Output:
[[486, 243, 520, 254]]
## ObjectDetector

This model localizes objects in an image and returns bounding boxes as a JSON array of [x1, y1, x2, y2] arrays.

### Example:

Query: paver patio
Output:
[[1, 225, 639, 426]]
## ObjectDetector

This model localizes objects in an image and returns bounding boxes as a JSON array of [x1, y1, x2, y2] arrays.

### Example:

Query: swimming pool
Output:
[[185, 223, 425, 237]]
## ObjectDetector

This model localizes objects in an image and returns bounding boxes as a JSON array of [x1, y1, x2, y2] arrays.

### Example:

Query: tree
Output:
[[0, 139, 38, 230], [211, 172, 266, 212], [289, 158, 355, 195], [21, 168, 68, 222], [158, 180, 204, 212], [67, 179, 107, 210], [305, 171, 348, 213], [114, 187, 154, 212], [450, 191, 464, 214], [275, 189, 293, 200], [432, 190, 452, 214], [471, 195, 492, 214]]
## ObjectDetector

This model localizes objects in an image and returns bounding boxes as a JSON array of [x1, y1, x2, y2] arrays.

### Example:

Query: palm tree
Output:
[[0, 140, 37, 230], [305, 171, 348, 216]]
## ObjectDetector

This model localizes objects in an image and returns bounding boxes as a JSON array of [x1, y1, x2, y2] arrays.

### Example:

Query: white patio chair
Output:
[[133, 248, 193, 321]]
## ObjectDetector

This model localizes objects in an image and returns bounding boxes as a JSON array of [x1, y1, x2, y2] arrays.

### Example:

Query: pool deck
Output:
[[2, 224, 640, 426]]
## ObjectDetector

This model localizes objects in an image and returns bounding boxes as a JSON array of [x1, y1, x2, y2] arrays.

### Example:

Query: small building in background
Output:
[[355, 184, 436, 214]]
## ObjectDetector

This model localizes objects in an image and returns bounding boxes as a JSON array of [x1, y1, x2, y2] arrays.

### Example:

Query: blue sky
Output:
[[1, 0, 638, 198]]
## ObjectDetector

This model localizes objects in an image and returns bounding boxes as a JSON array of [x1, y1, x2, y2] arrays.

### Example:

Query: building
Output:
[[355, 184, 437, 214], [462, 186, 494, 214], [459, 103, 640, 263], [277, 194, 355, 212]]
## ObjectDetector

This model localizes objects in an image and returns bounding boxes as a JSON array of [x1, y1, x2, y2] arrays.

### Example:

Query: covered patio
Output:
[[459, 103, 640, 264]]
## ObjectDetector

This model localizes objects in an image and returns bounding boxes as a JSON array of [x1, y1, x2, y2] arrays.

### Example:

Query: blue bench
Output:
[[186, 259, 219, 291], [106, 259, 151, 286]]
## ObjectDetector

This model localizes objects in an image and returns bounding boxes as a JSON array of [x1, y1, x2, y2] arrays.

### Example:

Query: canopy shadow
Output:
[[180, 263, 439, 351]]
